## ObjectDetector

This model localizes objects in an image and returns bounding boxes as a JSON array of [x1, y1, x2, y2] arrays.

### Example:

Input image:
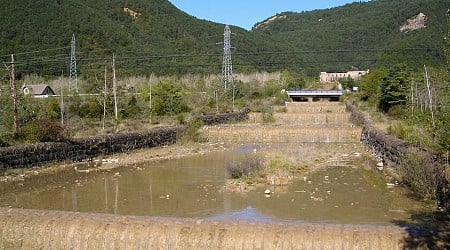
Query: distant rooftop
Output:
[[286, 90, 344, 102]]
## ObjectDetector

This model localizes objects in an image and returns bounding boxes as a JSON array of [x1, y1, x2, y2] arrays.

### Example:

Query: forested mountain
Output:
[[0, 0, 447, 78], [0, 0, 280, 78], [253, 0, 448, 72]]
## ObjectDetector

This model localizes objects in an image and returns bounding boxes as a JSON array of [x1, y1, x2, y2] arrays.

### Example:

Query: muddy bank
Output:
[[0, 207, 413, 249], [0, 142, 231, 183]]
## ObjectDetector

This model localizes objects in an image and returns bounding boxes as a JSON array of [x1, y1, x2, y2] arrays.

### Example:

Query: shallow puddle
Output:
[[0, 144, 434, 226]]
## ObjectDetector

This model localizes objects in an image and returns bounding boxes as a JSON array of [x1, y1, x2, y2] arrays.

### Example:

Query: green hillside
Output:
[[253, 0, 448, 72], [0, 0, 279, 78], [0, 0, 448, 78]]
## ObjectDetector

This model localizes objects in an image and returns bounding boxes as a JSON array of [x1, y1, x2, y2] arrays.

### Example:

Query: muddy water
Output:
[[0, 102, 436, 226], [0, 144, 433, 226]]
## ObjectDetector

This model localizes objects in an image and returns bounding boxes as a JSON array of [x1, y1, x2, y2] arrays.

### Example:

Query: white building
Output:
[[319, 70, 369, 83]]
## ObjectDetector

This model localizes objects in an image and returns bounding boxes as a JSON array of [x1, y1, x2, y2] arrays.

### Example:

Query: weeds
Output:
[[225, 154, 264, 179], [225, 153, 296, 186], [399, 148, 437, 200], [387, 121, 433, 149], [182, 118, 205, 143], [263, 155, 295, 185], [260, 105, 275, 124]]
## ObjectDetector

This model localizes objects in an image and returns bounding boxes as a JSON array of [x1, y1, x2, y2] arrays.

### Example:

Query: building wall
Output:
[[320, 70, 369, 83]]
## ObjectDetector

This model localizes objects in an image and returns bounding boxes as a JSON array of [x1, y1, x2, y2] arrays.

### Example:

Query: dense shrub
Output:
[[151, 79, 190, 116], [261, 105, 275, 124], [399, 149, 438, 200], [21, 119, 70, 143], [0, 131, 13, 147], [182, 118, 205, 143]]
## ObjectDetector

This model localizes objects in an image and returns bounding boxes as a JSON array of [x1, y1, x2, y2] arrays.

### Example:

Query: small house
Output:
[[22, 84, 56, 98]]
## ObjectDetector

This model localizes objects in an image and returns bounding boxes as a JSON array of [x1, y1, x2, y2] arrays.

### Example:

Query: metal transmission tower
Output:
[[69, 34, 78, 93], [221, 25, 233, 90]]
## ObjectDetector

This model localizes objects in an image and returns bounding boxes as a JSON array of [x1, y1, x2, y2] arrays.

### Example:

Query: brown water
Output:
[[0, 144, 433, 226]]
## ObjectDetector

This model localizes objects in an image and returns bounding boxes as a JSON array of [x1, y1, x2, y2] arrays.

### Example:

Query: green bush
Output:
[[21, 119, 70, 143], [399, 149, 437, 200], [151, 79, 190, 116], [0, 131, 13, 147], [261, 105, 275, 124], [176, 113, 186, 125], [182, 118, 205, 143], [387, 121, 410, 140]]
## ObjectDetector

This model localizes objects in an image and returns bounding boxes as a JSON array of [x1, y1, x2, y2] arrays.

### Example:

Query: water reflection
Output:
[[0, 144, 434, 225], [208, 206, 279, 223]]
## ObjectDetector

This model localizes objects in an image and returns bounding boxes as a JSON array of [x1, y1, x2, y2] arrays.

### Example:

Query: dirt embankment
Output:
[[0, 207, 412, 249]]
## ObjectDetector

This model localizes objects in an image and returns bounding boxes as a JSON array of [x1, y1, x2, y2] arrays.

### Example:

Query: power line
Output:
[[0, 46, 69, 59], [2, 45, 442, 78], [4, 47, 440, 65]]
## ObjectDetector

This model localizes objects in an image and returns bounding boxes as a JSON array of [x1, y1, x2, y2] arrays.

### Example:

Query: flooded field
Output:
[[0, 102, 438, 227], [0, 143, 434, 226]]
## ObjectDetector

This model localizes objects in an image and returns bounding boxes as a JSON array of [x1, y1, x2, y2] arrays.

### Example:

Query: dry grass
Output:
[[218, 102, 373, 191], [204, 124, 360, 143], [284, 102, 348, 114], [205, 102, 360, 144]]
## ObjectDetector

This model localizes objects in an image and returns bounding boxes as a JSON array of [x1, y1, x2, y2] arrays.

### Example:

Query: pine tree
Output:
[[379, 64, 411, 113]]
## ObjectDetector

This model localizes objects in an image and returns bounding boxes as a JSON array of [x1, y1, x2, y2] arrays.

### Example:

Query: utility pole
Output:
[[221, 25, 235, 110], [214, 90, 219, 113], [424, 65, 435, 126], [69, 34, 78, 93], [9, 54, 18, 135], [103, 64, 107, 130], [60, 73, 65, 125], [148, 81, 152, 123], [112, 54, 118, 122]]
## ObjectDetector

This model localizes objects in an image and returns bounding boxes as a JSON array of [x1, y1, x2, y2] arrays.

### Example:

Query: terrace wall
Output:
[[0, 208, 411, 249], [195, 107, 250, 125], [0, 126, 184, 169], [345, 102, 449, 214], [0, 109, 250, 170]]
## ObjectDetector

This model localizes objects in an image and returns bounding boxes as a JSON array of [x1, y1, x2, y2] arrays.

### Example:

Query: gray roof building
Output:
[[22, 84, 56, 97]]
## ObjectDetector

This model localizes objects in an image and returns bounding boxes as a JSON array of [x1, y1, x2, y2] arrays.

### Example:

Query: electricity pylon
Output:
[[69, 34, 78, 93], [221, 25, 233, 90]]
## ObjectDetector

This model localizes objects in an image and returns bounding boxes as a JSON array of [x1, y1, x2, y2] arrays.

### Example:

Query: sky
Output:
[[168, 0, 367, 30]]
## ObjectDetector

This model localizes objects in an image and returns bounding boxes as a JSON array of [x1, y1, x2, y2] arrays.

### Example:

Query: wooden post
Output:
[[424, 65, 435, 126], [103, 64, 107, 130], [148, 80, 152, 124], [9, 54, 18, 136], [60, 74, 64, 125], [112, 54, 118, 123], [215, 90, 219, 113]]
